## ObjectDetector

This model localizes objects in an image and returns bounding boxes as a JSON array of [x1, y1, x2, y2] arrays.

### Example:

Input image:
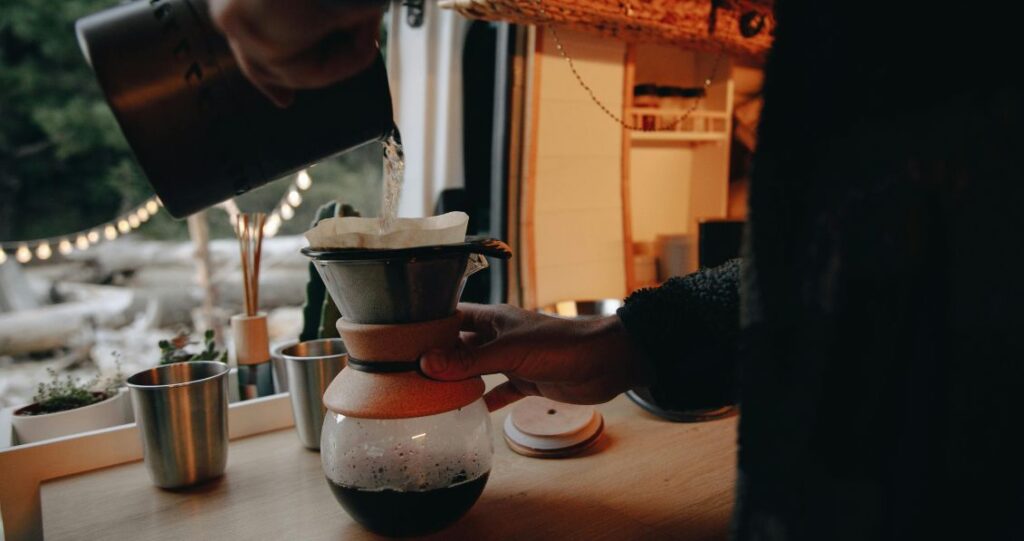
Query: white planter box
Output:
[[10, 389, 130, 445]]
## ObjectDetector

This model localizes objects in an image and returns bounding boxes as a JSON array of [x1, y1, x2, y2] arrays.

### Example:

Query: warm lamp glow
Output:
[[296, 170, 312, 190], [36, 243, 52, 260], [263, 213, 282, 237]]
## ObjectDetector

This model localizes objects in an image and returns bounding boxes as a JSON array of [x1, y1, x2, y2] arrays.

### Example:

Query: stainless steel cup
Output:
[[280, 339, 347, 450], [127, 361, 230, 488], [271, 340, 298, 393]]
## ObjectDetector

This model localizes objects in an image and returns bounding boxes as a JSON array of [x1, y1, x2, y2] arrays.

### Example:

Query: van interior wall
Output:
[[529, 29, 628, 308]]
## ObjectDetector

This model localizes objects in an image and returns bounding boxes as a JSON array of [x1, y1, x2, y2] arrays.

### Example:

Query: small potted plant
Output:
[[158, 329, 227, 365], [11, 366, 128, 444], [156, 328, 239, 401]]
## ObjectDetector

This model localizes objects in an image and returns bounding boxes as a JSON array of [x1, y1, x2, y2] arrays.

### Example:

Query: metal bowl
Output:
[[536, 298, 737, 423], [539, 299, 623, 319]]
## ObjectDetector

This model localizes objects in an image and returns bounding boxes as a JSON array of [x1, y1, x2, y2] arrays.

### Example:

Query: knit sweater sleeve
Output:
[[616, 259, 741, 411]]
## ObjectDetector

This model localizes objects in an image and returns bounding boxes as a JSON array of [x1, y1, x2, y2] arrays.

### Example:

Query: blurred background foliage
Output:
[[0, 0, 382, 243]]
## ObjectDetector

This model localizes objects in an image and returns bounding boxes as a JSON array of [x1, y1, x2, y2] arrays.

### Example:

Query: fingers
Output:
[[483, 380, 527, 412], [227, 41, 295, 107], [457, 303, 501, 332], [286, 24, 379, 88], [460, 331, 491, 348], [238, 20, 379, 90], [420, 339, 523, 381], [210, 0, 383, 98]]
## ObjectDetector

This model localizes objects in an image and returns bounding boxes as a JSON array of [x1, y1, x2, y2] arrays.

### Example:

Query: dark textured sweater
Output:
[[619, 259, 742, 410], [618, 2, 1023, 539]]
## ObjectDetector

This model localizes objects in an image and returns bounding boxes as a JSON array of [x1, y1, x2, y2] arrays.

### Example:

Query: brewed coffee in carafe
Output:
[[321, 401, 493, 537]]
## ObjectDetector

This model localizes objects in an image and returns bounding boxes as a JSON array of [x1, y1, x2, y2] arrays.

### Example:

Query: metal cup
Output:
[[271, 340, 298, 393], [280, 339, 347, 450], [127, 361, 230, 488]]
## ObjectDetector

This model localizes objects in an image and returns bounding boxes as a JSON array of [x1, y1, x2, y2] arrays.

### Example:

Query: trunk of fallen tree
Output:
[[0, 285, 134, 355], [0, 260, 42, 314]]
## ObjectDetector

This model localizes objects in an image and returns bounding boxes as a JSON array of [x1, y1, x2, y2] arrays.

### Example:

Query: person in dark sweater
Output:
[[214, 0, 1022, 538], [418, 5, 1023, 541]]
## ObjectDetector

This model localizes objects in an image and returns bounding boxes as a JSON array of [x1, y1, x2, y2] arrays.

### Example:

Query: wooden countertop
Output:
[[41, 394, 737, 540]]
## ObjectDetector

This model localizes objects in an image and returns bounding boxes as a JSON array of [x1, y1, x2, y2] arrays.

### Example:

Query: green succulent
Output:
[[158, 329, 227, 365]]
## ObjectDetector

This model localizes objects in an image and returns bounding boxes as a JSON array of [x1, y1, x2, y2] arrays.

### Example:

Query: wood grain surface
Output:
[[42, 392, 737, 541]]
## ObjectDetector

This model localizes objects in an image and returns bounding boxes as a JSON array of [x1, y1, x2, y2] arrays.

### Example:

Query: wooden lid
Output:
[[502, 397, 604, 458], [326, 311, 483, 419], [323, 368, 485, 419]]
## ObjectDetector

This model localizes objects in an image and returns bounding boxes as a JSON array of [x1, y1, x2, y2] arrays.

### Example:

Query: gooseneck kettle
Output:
[[76, 0, 395, 218]]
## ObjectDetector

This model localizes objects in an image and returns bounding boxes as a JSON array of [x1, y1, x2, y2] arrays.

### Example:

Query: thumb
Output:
[[420, 342, 521, 381]]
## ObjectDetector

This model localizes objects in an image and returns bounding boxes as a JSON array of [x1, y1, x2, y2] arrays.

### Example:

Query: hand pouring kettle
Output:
[[76, 0, 395, 218]]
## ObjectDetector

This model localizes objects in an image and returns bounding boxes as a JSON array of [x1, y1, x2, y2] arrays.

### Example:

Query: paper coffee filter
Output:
[[304, 211, 469, 250]]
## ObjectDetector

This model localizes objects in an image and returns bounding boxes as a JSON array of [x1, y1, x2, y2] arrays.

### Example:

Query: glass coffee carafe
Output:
[[304, 238, 511, 537], [321, 400, 492, 537]]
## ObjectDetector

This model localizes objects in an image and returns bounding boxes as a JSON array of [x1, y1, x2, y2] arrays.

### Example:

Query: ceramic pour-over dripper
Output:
[[302, 237, 511, 537]]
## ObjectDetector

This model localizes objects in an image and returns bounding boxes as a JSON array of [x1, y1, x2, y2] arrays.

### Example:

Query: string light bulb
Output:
[[36, 243, 52, 261], [296, 170, 312, 190], [287, 190, 302, 207], [263, 213, 282, 237], [0, 249, 7, 265], [280, 204, 294, 220], [2, 196, 164, 263]]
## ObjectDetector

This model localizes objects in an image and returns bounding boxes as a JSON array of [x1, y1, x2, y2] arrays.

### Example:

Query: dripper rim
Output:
[[301, 236, 511, 262]]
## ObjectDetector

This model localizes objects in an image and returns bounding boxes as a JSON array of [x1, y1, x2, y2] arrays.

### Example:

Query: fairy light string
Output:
[[0, 169, 314, 265], [221, 168, 313, 239], [0, 196, 163, 265]]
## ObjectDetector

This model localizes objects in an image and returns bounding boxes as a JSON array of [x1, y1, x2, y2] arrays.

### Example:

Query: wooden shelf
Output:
[[619, 45, 735, 293], [627, 108, 730, 144], [631, 131, 728, 144]]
